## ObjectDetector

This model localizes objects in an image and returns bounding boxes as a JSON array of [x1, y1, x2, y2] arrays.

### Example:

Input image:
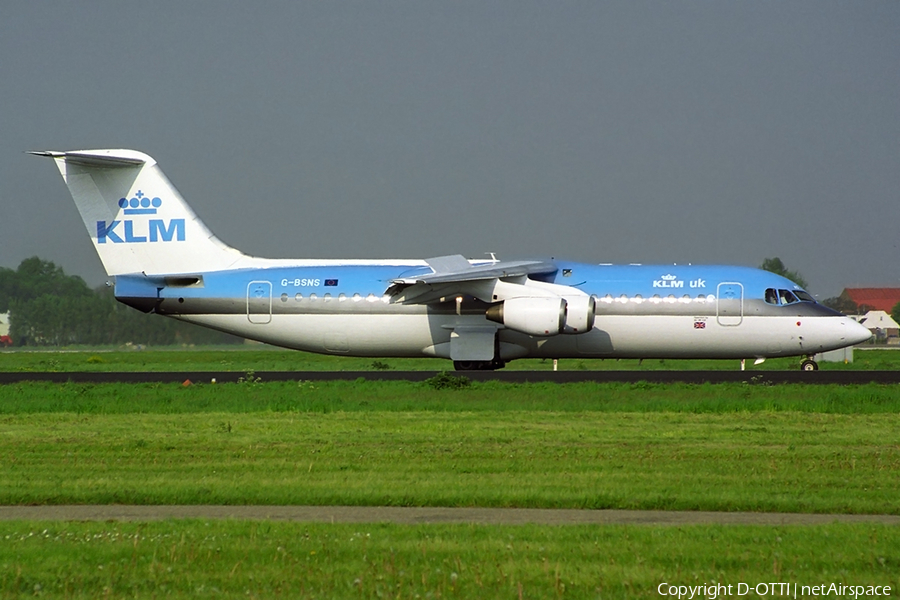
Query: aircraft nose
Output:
[[846, 318, 872, 345]]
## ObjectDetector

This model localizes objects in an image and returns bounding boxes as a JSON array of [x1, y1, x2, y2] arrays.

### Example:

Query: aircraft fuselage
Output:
[[116, 262, 865, 362]]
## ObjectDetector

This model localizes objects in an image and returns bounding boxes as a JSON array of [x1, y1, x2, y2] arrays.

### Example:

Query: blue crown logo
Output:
[[119, 190, 162, 215]]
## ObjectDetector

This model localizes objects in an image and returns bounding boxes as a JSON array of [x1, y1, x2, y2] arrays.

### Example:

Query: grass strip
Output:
[[1, 411, 897, 513], [1, 347, 898, 372], [2, 379, 900, 414], [0, 521, 896, 599]]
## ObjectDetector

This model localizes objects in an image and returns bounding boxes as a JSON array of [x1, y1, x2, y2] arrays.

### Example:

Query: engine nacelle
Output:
[[563, 295, 596, 334], [485, 297, 566, 337]]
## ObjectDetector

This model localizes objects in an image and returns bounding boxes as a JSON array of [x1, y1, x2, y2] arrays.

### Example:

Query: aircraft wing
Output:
[[386, 255, 558, 304]]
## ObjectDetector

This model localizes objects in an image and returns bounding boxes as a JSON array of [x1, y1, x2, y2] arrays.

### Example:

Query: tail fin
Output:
[[31, 149, 247, 276]]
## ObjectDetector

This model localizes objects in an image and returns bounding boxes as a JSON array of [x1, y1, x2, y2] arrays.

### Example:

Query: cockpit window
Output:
[[779, 289, 799, 305], [765, 288, 815, 305]]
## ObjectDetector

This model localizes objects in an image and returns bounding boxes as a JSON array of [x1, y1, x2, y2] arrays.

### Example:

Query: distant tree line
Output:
[[0, 257, 243, 347]]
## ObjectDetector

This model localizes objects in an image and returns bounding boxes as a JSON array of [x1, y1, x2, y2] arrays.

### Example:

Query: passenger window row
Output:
[[599, 294, 716, 305], [280, 292, 386, 303], [278, 290, 812, 306]]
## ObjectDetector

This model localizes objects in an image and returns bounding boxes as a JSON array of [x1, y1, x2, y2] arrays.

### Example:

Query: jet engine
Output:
[[485, 297, 567, 336], [562, 295, 596, 334]]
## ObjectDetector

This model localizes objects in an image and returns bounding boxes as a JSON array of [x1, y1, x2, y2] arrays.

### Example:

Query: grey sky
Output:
[[2, 2, 898, 297]]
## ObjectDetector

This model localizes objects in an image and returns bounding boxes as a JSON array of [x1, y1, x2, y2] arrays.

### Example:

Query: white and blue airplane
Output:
[[33, 149, 870, 371]]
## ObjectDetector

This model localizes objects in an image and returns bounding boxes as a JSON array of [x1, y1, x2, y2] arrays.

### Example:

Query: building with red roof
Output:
[[839, 288, 900, 313]]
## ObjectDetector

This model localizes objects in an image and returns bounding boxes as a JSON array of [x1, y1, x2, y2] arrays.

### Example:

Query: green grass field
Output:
[[1, 360, 898, 598], [4, 378, 900, 415], [0, 345, 896, 372], [1, 382, 898, 513], [2, 409, 899, 513], [1, 521, 897, 599]]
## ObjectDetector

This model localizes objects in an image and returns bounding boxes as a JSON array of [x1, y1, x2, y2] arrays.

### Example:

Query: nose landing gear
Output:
[[800, 357, 819, 371]]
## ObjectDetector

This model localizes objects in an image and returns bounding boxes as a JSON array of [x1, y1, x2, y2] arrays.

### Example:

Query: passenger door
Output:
[[716, 282, 743, 326], [247, 281, 272, 324]]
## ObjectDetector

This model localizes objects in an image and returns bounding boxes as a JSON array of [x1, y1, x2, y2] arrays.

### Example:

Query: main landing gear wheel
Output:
[[800, 358, 819, 371], [453, 359, 505, 371]]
